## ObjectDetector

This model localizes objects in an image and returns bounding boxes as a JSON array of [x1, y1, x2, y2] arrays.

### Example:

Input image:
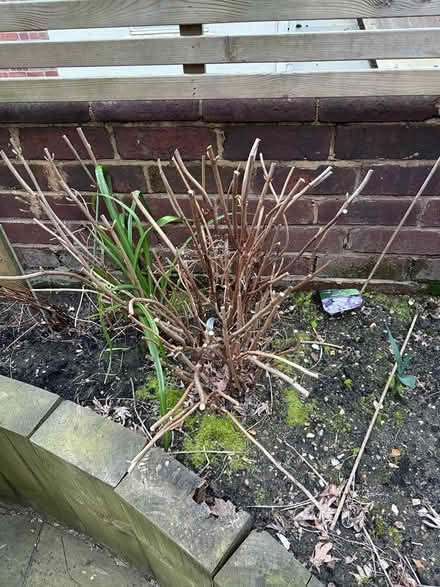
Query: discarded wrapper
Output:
[[320, 289, 363, 315]]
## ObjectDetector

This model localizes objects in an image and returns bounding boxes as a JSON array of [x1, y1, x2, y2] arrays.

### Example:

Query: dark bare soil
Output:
[[1, 290, 440, 587]]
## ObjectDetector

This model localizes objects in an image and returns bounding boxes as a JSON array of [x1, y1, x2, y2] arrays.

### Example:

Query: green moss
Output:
[[343, 378, 353, 389], [327, 412, 353, 435], [284, 388, 316, 427], [136, 376, 183, 409], [393, 408, 408, 428], [359, 393, 378, 417], [294, 292, 321, 324], [373, 294, 411, 322], [255, 487, 266, 505], [375, 517, 386, 538], [388, 527, 401, 546], [184, 412, 247, 470]]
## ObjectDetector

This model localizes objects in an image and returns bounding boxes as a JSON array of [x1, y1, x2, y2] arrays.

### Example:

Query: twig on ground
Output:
[[283, 440, 328, 487], [363, 527, 393, 587], [330, 313, 418, 530], [299, 340, 344, 350], [222, 409, 323, 512]]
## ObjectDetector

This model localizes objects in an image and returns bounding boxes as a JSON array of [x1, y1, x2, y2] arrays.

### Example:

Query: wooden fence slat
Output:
[[2, 29, 440, 69], [1, 0, 440, 32], [1, 70, 440, 102]]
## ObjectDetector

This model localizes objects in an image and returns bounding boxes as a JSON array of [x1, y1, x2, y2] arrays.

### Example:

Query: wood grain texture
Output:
[[364, 15, 440, 69], [1, 0, 440, 32], [1, 69, 440, 102], [2, 28, 440, 68]]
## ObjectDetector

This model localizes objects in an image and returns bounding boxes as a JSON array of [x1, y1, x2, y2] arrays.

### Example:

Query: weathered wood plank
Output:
[[2, 28, 440, 69], [1, 0, 440, 32], [1, 69, 440, 101], [364, 15, 440, 70]]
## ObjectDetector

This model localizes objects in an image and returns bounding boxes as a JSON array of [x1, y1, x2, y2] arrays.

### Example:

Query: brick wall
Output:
[[0, 96, 439, 285]]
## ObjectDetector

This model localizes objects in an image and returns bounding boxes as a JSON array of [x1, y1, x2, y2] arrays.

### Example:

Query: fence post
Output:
[[179, 24, 206, 74]]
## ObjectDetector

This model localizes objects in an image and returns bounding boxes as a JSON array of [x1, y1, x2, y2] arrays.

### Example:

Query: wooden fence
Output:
[[1, 0, 440, 101]]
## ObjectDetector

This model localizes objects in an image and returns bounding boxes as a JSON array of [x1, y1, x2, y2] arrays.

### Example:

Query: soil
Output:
[[1, 289, 440, 587]]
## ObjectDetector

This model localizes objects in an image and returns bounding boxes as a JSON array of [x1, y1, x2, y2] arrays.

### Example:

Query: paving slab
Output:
[[0, 502, 158, 587]]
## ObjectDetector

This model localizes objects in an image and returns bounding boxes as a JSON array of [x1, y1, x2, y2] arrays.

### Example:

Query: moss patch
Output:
[[284, 388, 316, 427], [136, 376, 183, 410], [184, 412, 248, 470], [372, 294, 411, 322]]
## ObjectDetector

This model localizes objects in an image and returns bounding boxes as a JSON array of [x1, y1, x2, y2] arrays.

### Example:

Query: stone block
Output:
[[319, 96, 439, 123], [116, 448, 252, 587], [0, 471, 18, 502], [0, 375, 60, 438], [92, 100, 200, 122], [202, 98, 316, 122], [26, 402, 147, 557], [214, 531, 323, 587], [0, 509, 43, 587]]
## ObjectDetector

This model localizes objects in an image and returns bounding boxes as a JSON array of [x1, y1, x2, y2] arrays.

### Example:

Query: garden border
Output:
[[0, 374, 322, 587]]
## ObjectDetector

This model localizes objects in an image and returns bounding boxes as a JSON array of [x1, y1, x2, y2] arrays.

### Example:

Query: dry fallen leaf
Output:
[[209, 498, 236, 520], [310, 542, 338, 571], [391, 448, 401, 457], [413, 559, 424, 569]]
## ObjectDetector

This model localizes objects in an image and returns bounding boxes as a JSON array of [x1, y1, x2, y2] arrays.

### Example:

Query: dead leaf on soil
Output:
[[413, 559, 424, 569], [391, 448, 401, 458], [209, 498, 236, 520], [390, 563, 418, 587], [310, 542, 339, 571], [418, 505, 440, 528]]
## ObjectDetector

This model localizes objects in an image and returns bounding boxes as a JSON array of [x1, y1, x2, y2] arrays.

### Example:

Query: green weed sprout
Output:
[[386, 326, 416, 389]]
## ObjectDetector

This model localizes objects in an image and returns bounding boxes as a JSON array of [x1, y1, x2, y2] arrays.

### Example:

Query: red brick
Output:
[[114, 127, 216, 160], [223, 125, 332, 161], [253, 165, 357, 196], [20, 127, 114, 160], [350, 228, 440, 255], [92, 100, 199, 122], [18, 32, 30, 41], [202, 98, 316, 122], [285, 226, 346, 253], [420, 199, 440, 226], [335, 125, 440, 160], [0, 193, 33, 218], [317, 197, 421, 225], [316, 254, 411, 280], [0, 128, 11, 153], [280, 255, 312, 276], [411, 258, 440, 280], [320, 96, 439, 123], [247, 198, 313, 224], [363, 165, 440, 196], [0, 164, 50, 191], [0, 33, 19, 41], [148, 163, 236, 194], [3, 221, 80, 245], [44, 70, 58, 77], [63, 164, 146, 193]]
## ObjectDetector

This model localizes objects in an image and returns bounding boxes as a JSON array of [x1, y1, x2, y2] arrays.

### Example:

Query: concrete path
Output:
[[0, 502, 159, 587]]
